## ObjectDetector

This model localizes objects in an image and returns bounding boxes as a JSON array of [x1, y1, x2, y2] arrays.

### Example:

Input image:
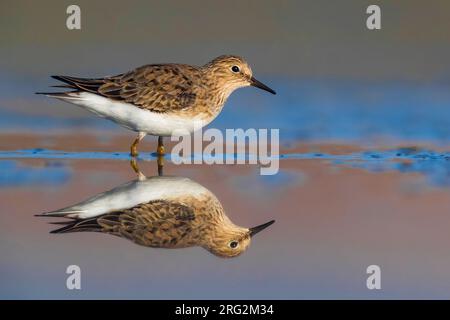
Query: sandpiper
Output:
[[37, 55, 276, 157], [37, 171, 274, 258]]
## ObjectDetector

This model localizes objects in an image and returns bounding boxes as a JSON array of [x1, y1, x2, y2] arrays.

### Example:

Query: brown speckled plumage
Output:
[[47, 177, 274, 258], [52, 64, 202, 115], [54, 195, 222, 248]]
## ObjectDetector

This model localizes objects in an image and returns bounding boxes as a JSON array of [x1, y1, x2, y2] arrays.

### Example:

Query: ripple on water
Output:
[[2, 147, 450, 188], [0, 160, 71, 187]]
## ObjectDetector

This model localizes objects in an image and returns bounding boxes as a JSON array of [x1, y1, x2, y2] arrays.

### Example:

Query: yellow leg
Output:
[[130, 132, 146, 157], [157, 136, 165, 156]]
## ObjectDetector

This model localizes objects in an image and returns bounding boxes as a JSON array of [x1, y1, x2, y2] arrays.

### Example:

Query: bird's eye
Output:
[[229, 241, 239, 249], [231, 65, 240, 73]]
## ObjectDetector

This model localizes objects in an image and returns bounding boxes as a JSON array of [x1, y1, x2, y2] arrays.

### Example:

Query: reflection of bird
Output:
[[37, 175, 274, 258], [37, 55, 276, 156]]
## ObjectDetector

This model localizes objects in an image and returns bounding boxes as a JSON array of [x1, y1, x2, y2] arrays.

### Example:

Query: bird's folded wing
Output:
[[107, 199, 196, 225], [97, 200, 196, 245], [52, 64, 200, 113], [49, 200, 195, 237]]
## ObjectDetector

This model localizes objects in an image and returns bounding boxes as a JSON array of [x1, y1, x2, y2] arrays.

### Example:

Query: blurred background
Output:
[[2, 0, 450, 299], [1, 0, 450, 142]]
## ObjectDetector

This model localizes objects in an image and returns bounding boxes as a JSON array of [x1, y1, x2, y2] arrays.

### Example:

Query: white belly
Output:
[[58, 92, 209, 136]]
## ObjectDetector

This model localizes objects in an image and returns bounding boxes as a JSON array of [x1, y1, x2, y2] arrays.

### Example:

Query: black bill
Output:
[[250, 77, 276, 95], [249, 220, 275, 237]]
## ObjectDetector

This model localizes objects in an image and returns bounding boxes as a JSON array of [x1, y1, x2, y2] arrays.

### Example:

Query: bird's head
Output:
[[203, 55, 276, 96], [204, 219, 275, 258]]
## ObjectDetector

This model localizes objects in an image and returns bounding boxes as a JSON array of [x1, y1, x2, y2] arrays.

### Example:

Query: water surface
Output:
[[2, 80, 450, 299]]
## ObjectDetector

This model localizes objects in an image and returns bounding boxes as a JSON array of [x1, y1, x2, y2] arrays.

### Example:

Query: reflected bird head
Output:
[[203, 55, 276, 96], [205, 219, 275, 258]]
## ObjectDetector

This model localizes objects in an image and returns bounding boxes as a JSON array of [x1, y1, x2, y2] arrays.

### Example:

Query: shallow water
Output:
[[2, 80, 450, 299], [2, 138, 450, 298], [3, 145, 450, 188]]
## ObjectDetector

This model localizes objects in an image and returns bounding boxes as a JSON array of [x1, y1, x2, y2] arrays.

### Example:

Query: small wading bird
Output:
[[37, 55, 276, 157], [36, 162, 275, 258]]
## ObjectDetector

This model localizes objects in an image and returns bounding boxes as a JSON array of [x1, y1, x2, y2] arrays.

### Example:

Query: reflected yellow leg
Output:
[[157, 155, 164, 176], [130, 158, 146, 181]]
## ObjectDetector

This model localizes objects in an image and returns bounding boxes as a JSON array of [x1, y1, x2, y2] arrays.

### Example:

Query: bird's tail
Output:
[[36, 75, 105, 96], [34, 91, 83, 100], [48, 218, 102, 234], [35, 209, 84, 217], [35, 75, 101, 98]]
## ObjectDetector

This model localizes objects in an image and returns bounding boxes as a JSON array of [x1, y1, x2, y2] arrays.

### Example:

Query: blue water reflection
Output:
[[0, 160, 71, 187], [2, 147, 450, 188]]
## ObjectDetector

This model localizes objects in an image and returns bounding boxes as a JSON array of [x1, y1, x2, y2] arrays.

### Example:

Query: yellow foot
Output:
[[157, 145, 165, 156], [130, 146, 138, 157]]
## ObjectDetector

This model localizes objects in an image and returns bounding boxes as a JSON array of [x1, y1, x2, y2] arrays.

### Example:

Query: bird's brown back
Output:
[[51, 63, 224, 117]]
